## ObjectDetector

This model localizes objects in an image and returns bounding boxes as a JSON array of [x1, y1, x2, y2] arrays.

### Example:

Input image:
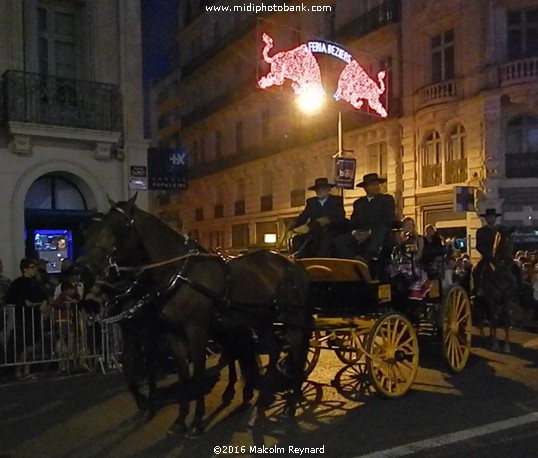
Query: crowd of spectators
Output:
[[0, 257, 106, 381]]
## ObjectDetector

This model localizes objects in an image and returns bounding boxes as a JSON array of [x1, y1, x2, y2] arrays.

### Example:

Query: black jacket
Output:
[[295, 195, 346, 228], [348, 193, 395, 254], [476, 225, 498, 259], [350, 194, 395, 232]]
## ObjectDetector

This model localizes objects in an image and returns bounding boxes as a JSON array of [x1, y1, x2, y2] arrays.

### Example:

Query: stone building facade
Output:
[[0, 0, 148, 277], [153, 0, 538, 256]]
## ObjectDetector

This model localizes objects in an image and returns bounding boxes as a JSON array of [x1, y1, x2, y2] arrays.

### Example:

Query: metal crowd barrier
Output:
[[0, 303, 123, 376]]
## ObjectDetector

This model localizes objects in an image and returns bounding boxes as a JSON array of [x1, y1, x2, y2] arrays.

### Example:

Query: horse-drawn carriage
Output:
[[81, 195, 473, 435], [294, 255, 472, 398]]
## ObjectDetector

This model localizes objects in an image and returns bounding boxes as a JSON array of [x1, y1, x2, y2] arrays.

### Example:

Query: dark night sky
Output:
[[141, 0, 179, 82], [141, 0, 179, 137]]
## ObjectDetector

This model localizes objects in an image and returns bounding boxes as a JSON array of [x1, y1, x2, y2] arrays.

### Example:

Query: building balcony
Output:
[[499, 57, 538, 87], [416, 79, 461, 109], [421, 164, 442, 188], [336, 0, 400, 41], [506, 154, 538, 178], [181, 72, 255, 129], [445, 158, 468, 184], [1, 70, 122, 132]]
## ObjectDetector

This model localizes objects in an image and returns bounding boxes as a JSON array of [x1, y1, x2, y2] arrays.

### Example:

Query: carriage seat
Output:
[[296, 258, 374, 283]]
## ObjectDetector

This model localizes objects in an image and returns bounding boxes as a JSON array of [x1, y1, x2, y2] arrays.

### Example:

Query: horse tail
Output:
[[262, 33, 274, 63]]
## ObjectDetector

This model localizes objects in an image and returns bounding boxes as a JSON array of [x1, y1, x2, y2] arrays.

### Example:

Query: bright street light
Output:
[[296, 85, 325, 114]]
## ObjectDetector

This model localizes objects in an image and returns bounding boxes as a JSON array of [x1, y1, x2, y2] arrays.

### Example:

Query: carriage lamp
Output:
[[264, 233, 277, 244]]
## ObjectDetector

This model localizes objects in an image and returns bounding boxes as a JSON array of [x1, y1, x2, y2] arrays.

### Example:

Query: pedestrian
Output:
[[53, 281, 77, 373], [4, 259, 48, 380]]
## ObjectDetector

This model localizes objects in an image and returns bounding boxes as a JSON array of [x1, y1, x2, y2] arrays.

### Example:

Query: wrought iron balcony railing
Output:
[[445, 158, 468, 184], [421, 163, 442, 188], [0, 70, 122, 132], [499, 57, 538, 86], [336, 0, 400, 41], [506, 154, 538, 178]]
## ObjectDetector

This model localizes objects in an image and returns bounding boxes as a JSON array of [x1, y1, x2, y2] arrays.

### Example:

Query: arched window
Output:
[[422, 130, 442, 187], [506, 115, 538, 177], [446, 124, 467, 183], [25, 175, 86, 210]]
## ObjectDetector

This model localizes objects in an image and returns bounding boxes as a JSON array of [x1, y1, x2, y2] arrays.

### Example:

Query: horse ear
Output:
[[127, 192, 138, 210], [107, 194, 117, 208]]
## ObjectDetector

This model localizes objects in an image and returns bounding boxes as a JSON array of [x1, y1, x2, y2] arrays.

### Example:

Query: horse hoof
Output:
[[503, 343, 511, 354], [167, 422, 187, 436], [186, 426, 203, 439], [492, 342, 501, 352]]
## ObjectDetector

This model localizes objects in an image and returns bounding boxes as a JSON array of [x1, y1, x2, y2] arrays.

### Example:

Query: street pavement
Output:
[[0, 329, 537, 458]]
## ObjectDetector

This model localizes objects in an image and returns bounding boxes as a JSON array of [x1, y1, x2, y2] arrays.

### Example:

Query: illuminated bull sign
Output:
[[257, 33, 388, 118]]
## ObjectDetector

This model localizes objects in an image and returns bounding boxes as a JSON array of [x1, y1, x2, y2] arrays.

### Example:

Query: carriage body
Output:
[[296, 256, 472, 398]]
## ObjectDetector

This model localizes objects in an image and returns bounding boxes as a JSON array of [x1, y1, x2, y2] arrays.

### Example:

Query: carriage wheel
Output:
[[304, 331, 321, 377], [366, 313, 419, 398], [442, 285, 472, 373], [334, 329, 367, 365]]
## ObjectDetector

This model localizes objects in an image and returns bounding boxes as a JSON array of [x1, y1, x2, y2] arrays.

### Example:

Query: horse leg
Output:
[[221, 348, 237, 405], [121, 326, 149, 415], [238, 342, 259, 406], [284, 326, 309, 418], [187, 332, 209, 438], [167, 335, 190, 435], [142, 327, 159, 421], [248, 330, 280, 427], [503, 303, 512, 354]]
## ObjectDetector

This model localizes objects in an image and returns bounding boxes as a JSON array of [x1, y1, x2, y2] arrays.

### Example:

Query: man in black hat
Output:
[[472, 208, 501, 296], [334, 173, 395, 263], [291, 177, 346, 258]]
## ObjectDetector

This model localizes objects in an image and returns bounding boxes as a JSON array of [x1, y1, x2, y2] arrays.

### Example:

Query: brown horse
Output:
[[80, 194, 311, 436], [476, 226, 519, 353]]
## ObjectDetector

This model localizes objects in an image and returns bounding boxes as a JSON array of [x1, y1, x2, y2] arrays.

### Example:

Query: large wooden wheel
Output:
[[366, 312, 419, 398], [334, 329, 367, 365], [442, 285, 472, 373]]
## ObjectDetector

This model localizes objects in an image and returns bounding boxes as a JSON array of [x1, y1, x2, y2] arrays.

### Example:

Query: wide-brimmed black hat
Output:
[[308, 177, 335, 190], [356, 173, 387, 188], [480, 208, 502, 217]]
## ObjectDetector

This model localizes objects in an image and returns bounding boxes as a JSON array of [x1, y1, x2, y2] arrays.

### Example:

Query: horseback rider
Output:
[[334, 173, 396, 265], [291, 177, 347, 258], [472, 208, 501, 297]]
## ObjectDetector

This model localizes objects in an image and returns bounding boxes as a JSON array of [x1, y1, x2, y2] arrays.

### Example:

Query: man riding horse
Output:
[[291, 177, 347, 258], [472, 208, 501, 297]]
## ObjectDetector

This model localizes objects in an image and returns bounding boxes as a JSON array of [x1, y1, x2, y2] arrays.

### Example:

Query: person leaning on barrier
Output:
[[4, 258, 48, 380], [334, 173, 396, 263], [290, 177, 347, 258], [53, 281, 77, 373]]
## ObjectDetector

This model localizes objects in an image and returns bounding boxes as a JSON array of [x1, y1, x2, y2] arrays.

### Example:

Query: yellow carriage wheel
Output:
[[366, 313, 419, 398], [304, 330, 321, 377], [442, 285, 472, 373], [334, 329, 367, 365]]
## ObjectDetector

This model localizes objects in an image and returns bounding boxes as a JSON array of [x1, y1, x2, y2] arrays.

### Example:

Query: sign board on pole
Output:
[[334, 157, 357, 190], [129, 165, 148, 190], [454, 186, 475, 212], [147, 147, 188, 191]]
